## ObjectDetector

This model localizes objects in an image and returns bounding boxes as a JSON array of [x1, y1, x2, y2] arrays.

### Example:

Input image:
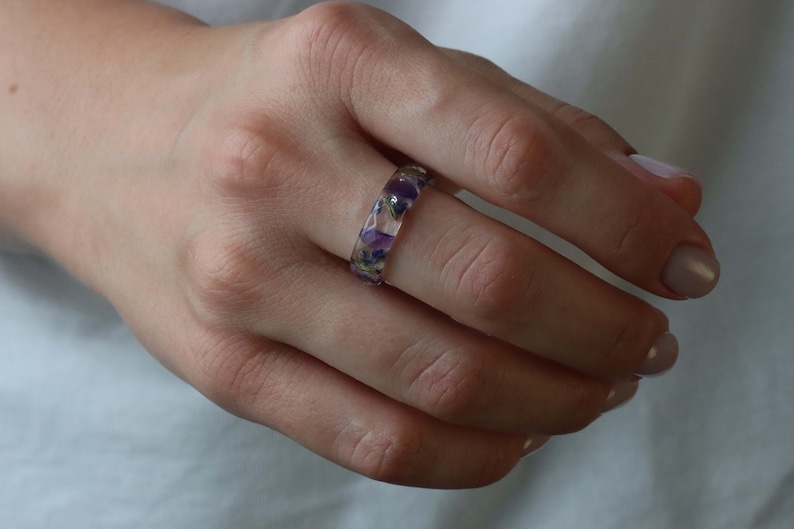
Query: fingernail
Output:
[[629, 154, 697, 180], [521, 436, 551, 458], [635, 332, 679, 377], [662, 245, 721, 298], [603, 380, 640, 412]]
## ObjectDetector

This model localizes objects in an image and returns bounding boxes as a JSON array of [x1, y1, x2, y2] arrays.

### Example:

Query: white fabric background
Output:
[[2, 1, 792, 527]]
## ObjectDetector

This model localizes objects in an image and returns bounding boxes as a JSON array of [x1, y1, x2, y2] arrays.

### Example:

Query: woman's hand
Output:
[[0, 1, 718, 488]]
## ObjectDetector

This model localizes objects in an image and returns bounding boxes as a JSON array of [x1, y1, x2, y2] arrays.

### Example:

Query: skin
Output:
[[0, 0, 713, 488]]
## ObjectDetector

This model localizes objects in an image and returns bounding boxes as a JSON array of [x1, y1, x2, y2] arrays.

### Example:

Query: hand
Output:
[[0, 1, 718, 488]]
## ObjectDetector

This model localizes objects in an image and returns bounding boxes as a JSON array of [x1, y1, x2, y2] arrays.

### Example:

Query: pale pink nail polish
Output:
[[521, 436, 551, 458], [630, 154, 696, 180], [635, 333, 679, 377], [662, 245, 721, 298], [603, 380, 641, 412]]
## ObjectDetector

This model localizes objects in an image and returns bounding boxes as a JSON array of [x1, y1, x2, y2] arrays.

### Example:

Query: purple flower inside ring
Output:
[[350, 165, 434, 285]]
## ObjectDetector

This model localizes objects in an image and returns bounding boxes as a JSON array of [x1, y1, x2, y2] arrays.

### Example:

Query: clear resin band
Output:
[[350, 165, 434, 285]]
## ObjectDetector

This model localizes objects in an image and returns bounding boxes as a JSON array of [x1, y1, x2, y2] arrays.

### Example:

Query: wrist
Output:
[[0, 1, 212, 281]]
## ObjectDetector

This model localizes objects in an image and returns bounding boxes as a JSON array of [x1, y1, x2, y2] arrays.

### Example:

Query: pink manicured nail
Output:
[[521, 436, 551, 458], [635, 333, 679, 377], [603, 380, 641, 412], [662, 245, 721, 298], [630, 154, 697, 180]]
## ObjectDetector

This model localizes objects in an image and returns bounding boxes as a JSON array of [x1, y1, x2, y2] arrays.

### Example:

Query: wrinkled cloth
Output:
[[2, 1, 793, 527]]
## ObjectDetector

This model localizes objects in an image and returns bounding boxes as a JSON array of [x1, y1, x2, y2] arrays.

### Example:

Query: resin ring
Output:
[[350, 165, 434, 285]]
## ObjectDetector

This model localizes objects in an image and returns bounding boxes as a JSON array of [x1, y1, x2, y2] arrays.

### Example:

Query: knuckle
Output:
[[193, 332, 263, 408], [182, 228, 267, 321], [470, 110, 559, 202], [345, 420, 517, 487], [205, 122, 295, 198], [345, 423, 425, 485], [402, 345, 488, 423], [292, 3, 368, 56], [447, 48, 502, 74], [595, 306, 665, 377], [287, 2, 394, 93], [557, 381, 606, 434], [551, 101, 595, 125], [551, 101, 631, 151], [465, 54, 502, 75], [447, 235, 536, 329], [606, 191, 660, 263], [471, 446, 519, 487], [297, 1, 377, 32], [592, 316, 639, 376], [190, 332, 295, 418]]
